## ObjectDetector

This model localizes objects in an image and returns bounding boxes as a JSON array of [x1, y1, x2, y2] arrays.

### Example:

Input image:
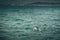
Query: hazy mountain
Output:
[[0, 0, 60, 6], [24, 2, 60, 6]]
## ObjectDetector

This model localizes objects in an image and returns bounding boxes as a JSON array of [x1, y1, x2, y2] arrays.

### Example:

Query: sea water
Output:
[[0, 6, 60, 40]]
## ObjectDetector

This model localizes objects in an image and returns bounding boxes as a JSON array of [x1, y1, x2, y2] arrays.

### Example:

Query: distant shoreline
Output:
[[0, 4, 60, 7]]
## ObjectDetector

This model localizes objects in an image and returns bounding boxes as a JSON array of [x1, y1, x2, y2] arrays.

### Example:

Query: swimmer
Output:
[[33, 26, 40, 31]]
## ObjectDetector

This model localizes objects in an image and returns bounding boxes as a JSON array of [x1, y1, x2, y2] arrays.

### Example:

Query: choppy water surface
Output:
[[0, 6, 60, 40]]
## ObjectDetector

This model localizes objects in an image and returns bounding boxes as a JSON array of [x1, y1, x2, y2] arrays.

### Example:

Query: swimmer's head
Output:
[[33, 26, 39, 31]]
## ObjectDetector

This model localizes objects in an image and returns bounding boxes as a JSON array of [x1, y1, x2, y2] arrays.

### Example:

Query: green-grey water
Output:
[[0, 6, 60, 40]]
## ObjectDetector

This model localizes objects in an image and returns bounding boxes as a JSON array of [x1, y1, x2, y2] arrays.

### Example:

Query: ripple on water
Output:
[[15, 19, 24, 21]]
